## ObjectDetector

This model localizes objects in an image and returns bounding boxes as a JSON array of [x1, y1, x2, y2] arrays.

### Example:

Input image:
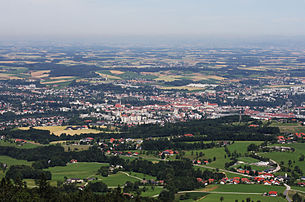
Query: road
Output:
[[119, 171, 143, 181], [284, 183, 292, 202], [269, 159, 281, 173]]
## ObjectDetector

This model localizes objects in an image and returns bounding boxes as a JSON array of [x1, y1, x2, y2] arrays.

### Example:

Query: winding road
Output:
[[284, 184, 292, 202]]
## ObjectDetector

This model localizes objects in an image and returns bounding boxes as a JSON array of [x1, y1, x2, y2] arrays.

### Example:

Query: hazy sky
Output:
[[1, 0, 305, 39]]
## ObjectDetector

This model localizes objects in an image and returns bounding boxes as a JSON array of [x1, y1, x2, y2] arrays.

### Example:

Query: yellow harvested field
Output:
[[154, 75, 182, 82], [0, 73, 21, 80], [31, 70, 50, 78], [141, 72, 160, 76], [19, 126, 101, 136], [49, 76, 75, 80], [0, 61, 17, 64], [110, 70, 124, 75], [96, 72, 121, 80], [191, 73, 225, 81], [266, 85, 303, 88], [159, 86, 203, 91], [42, 79, 73, 84]]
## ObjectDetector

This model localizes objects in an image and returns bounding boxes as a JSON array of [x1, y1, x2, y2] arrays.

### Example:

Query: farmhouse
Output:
[[66, 178, 84, 183], [268, 191, 278, 196], [70, 159, 78, 163]]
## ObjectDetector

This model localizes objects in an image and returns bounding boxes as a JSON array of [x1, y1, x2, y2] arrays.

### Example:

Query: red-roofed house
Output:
[[15, 139, 26, 143], [268, 191, 277, 196], [70, 159, 78, 163], [208, 179, 215, 184]]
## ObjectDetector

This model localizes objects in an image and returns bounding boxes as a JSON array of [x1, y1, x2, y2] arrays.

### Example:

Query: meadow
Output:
[[0, 155, 32, 179], [198, 193, 286, 202], [140, 186, 163, 197], [269, 121, 305, 133], [259, 143, 305, 174], [45, 162, 158, 188], [45, 162, 107, 182], [183, 141, 263, 169], [0, 140, 40, 149], [205, 184, 286, 193], [0, 155, 32, 167]]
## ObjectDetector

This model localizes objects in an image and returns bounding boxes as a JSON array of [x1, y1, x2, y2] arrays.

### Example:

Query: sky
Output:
[[1, 0, 305, 40]]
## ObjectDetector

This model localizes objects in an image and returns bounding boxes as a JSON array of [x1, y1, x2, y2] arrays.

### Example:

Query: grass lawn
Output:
[[227, 141, 263, 154], [184, 147, 229, 169], [0, 155, 33, 179], [225, 172, 247, 179], [259, 143, 305, 174], [198, 193, 286, 202], [98, 172, 140, 187], [0, 155, 32, 167], [141, 186, 163, 197], [212, 184, 285, 193], [291, 186, 305, 192], [269, 121, 305, 133], [194, 165, 245, 179], [129, 171, 156, 181], [0, 140, 40, 149], [45, 162, 108, 182], [184, 141, 263, 170], [24, 179, 57, 188], [176, 192, 208, 201], [97, 171, 158, 187], [232, 164, 271, 172], [237, 157, 260, 164], [63, 144, 91, 152]]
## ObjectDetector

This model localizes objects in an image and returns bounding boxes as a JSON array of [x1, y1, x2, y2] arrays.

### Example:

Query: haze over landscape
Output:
[[2, 0, 305, 39], [0, 0, 305, 202]]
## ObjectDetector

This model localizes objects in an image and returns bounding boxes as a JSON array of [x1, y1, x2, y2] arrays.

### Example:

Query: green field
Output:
[[94, 173, 138, 187], [227, 141, 263, 154], [291, 186, 305, 192], [184, 141, 263, 169], [63, 144, 91, 152], [210, 184, 285, 193], [269, 121, 305, 133], [0, 155, 33, 179], [198, 193, 286, 202], [0, 155, 32, 167], [194, 165, 246, 179], [237, 157, 260, 164], [141, 186, 163, 197], [45, 162, 108, 182], [45, 162, 158, 188], [184, 147, 228, 169], [128, 171, 156, 181], [259, 143, 305, 174], [176, 192, 208, 201], [0, 140, 40, 149]]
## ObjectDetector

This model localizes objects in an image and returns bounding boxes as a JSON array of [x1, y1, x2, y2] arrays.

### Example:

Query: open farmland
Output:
[[19, 126, 100, 136], [0, 155, 32, 167], [45, 162, 107, 182], [198, 193, 286, 202], [30, 70, 50, 78], [109, 70, 124, 75], [259, 143, 305, 174], [0, 140, 40, 149]]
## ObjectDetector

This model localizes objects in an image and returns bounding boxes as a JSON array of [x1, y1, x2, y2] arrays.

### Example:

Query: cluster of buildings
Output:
[[197, 173, 284, 187], [1, 70, 305, 130]]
